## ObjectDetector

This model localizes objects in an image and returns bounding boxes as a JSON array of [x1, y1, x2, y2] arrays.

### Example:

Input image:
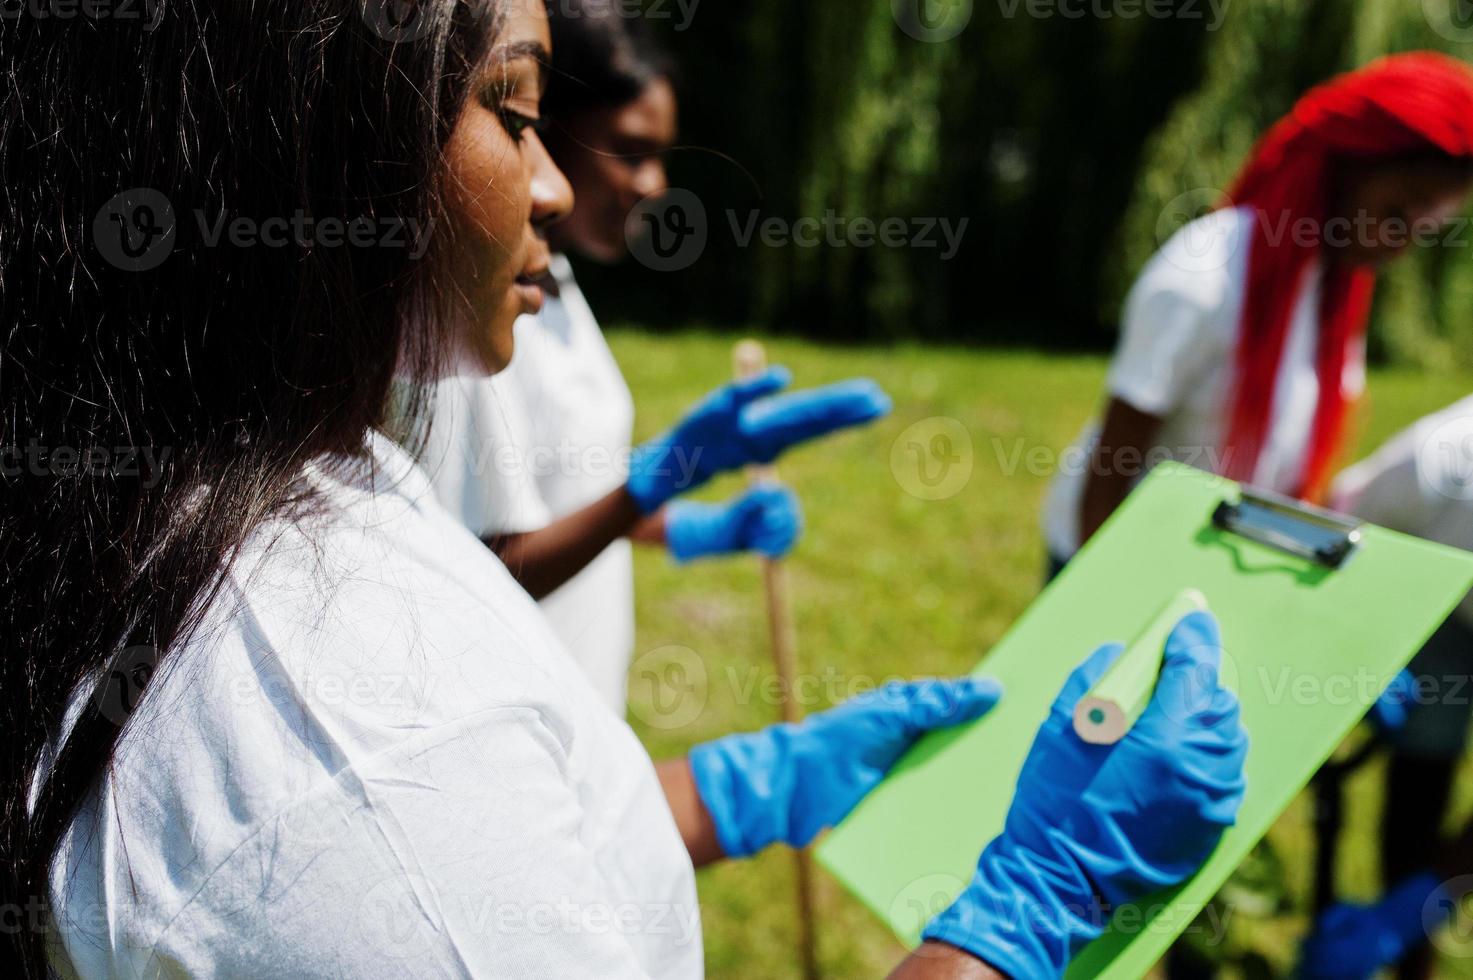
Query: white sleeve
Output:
[[1336, 399, 1473, 537], [417, 376, 553, 538], [1331, 409, 1443, 536], [1107, 215, 1239, 417], [153, 707, 654, 979]]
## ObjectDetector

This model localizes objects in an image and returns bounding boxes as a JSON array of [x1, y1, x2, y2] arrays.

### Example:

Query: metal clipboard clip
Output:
[[1211, 487, 1365, 570]]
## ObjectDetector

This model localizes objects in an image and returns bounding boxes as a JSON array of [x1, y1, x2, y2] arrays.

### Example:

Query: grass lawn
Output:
[[611, 327, 1473, 979]]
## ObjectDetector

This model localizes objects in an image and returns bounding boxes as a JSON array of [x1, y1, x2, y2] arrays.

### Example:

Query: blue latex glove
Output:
[[923, 612, 1249, 980], [689, 677, 1004, 858], [1367, 668, 1417, 737], [665, 484, 803, 563], [1299, 872, 1453, 980], [625, 368, 890, 513]]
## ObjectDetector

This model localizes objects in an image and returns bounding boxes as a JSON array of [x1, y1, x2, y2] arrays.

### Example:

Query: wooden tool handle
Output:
[[733, 339, 819, 979], [732, 340, 798, 720]]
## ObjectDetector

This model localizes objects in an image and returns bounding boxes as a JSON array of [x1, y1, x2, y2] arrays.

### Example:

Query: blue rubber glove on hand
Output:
[[923, 612, 1249, 980], [1299, 872, 1453, 980], [665, 484, 803, 563], [689, 677, 1004, 858], [626, 368, 891, 513]]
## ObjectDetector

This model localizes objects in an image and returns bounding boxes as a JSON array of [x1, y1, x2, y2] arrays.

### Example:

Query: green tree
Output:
[[585, 0, 1473, 366]]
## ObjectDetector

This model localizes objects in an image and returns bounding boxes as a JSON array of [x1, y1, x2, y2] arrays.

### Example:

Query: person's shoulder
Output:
[[51, 588, 586, 977], [1354, 395, 1473, 470], [239, 442, 578, 713], [51, 467, 589, 915], [1134, 205, 1254, 312], [111, 440, 584, 795], [1334, 394, 1473, 520], [1418, 393, 1473, 436]]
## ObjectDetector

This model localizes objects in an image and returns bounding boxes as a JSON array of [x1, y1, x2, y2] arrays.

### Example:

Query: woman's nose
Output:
[[530, 137, 574, 231]]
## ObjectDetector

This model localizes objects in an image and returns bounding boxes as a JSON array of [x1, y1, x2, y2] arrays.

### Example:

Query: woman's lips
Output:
[[514, 272, 546, 314]]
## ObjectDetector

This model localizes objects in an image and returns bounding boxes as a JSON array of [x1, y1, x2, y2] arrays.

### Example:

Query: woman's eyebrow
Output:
[[493, 40, 551, 83]]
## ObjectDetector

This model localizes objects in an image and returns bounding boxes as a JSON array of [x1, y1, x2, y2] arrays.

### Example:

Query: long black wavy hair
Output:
[[0, 0, 504, 972]]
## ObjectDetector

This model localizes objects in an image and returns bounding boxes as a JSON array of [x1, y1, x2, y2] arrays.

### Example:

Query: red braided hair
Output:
[[1224, 52, 1473, 499]]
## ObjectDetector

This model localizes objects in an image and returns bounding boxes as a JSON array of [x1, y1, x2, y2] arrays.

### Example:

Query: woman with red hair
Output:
[[1043, 52, 1473, 571]]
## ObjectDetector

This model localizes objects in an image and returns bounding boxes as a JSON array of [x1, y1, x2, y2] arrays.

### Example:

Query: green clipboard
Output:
[[816, 462, 1473, 977]]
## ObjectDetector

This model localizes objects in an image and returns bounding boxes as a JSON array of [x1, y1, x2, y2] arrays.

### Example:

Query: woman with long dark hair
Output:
[[3, 0, 544, 971], [2, 2, 1244, 976]]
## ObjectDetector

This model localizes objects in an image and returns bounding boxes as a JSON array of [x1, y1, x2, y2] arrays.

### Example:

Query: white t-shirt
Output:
[[419, 255, 638, 712], [1042, 206, 1366, 559], [47, 434, 701, 979], [1332, 395, 1473, 629]]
